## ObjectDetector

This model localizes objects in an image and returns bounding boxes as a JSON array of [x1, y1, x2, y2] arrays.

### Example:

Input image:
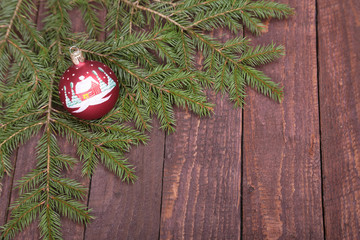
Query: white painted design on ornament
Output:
[[63, 67, 116, 114]]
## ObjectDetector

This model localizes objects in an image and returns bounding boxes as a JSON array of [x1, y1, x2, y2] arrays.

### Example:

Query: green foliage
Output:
[[0, 0, 293, 239]]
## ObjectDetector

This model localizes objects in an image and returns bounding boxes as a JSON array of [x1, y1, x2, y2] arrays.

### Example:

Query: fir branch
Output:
[[75, 0, 103, 38], [3, 0, 23, 43], [16, 14, 46, 52], [120, 0, 289, 101], [50, 196, 91, 223], [239, 43, 285, 66], [1, 201, 44, 240], [121, 0, 186, 30], [53, 109, 148, 143], [105, 36, 169, 55], [43, 82, 55, 240], [53, 118, 136, 179], [0, 111, 45, 130], [16, 170, 47, 194], [10, 188, 45, 214], [50, 177, 87, 200], [0, 150, 12, 177], [245, 1, 295, 19], [168, 0, 218, 17], [0, 121, 45, 150], [230, 68, 246, 107], [186, 6, 247, 29], [190, 30, 283, 100], [158, 92, 175, 132], [105, 0, 122, 40], [7, 39, 49, 90], [180, 29, 191, 70]]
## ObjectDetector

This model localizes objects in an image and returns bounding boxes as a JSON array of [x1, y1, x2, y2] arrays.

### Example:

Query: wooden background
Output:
[[1, 0, 360, 239]]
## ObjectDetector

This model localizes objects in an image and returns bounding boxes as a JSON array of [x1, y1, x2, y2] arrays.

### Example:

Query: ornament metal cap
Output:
[[70, 46, 85, 65]]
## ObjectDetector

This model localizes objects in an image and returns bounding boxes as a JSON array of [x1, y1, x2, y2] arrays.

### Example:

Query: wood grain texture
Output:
[[0, 154, 17, 227], [85, 120, 165, 240], [81, 4, 165, 239], [318, 0, 360, 239], [1, 2, 42, 239], [10, 134, 42, 240], [160, 34, 243, 238], [59, 7, 97, 240], [58, 137, 88, 240], [1, 4, 99, 239], [3, 0, 360, 239], [0, 0, 41, 228], [242, 0, 324, 239]]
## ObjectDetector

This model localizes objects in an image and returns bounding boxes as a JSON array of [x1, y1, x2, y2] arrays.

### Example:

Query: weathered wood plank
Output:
[[0, 0, 41, 228], [160, 28, 242, 237], [0, 154, 17, 227], [1, 4, 100, 239], [59, 6, 96, 240], [160, 93, 242, 240], [1, 2, 42, 239], [84, 120, 165, 240], [4, 137, 88, 240], [58, 137, 89, 240], [5, 137, 87, 240], [318, 0, 360, 239], [81, 3, 165, 239], [11, 134, 42, 240], [242, 0, 324, 238]]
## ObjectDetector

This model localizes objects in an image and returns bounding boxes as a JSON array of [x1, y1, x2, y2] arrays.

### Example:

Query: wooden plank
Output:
[[1, 4, 101, 239], [61, 4, 108, 239], [6, 139, 85, 240], [160, 96, 242, 240], [0, 0, 41, 228], [59, 7, 93, 240], [10, 134, 42, 240], [0, 154, 17, 227], [3, 138, 85, 240], [318, 0, 360, 239], [82, 2, 165, 238], [84, 120, 165, 240], [58, 137, 89, 240], [242, 0, 324, 238], [160, 28, 243, 237], [1, 2, 42, 239]]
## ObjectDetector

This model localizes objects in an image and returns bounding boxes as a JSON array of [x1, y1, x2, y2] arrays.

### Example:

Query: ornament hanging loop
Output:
[[70, 46, 85, 65]]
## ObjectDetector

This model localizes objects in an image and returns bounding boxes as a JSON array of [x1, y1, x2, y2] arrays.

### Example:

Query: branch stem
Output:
[[121, 0, 186, 30], [4, 0, 23, 42]]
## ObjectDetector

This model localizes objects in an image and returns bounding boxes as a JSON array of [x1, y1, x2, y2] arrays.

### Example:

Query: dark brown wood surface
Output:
[[318, 0, 360, 239], [85, 120, 165, 240], [242, 0, 324, 239], [160, 95, 242, 239], [0, 0, 359, 239], [159, 28, 243, 240]]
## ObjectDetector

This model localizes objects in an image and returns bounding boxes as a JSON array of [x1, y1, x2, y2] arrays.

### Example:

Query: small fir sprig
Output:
[[0, 0, 293, 239]]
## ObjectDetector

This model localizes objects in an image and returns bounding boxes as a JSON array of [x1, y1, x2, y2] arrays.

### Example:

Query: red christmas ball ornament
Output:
[[59, 47, 119, 120]]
